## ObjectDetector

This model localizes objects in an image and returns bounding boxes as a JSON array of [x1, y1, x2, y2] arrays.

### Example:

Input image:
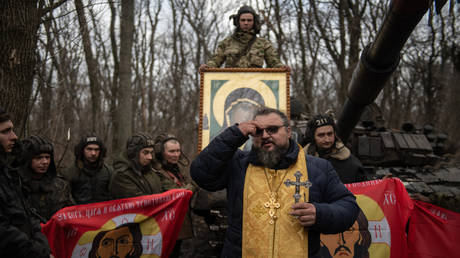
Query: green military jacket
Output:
[[207, 29, 283, 68], [110, 151, 165, 199], [20, 168, 75, 221]]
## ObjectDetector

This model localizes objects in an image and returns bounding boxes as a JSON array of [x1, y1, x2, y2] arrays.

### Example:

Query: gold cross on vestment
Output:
[[264, 192, 281, 224], [250, 203, 266, 218]]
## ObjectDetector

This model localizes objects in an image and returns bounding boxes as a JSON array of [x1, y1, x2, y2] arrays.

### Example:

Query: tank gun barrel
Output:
[[337, 0, 444, 141]]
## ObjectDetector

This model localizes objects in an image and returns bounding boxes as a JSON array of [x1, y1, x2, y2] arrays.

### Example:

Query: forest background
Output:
[[1, 0, 459, 167]]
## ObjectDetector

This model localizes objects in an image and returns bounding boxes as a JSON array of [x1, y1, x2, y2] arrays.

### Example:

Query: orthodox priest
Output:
[[191, 107, 359, 257]]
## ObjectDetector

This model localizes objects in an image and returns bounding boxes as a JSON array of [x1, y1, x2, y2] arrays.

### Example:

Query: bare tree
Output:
[[112, 0, 135, 156], [74, 0, 101, 132], [309, 0, 369, 109], [0, 0, 66, 136]]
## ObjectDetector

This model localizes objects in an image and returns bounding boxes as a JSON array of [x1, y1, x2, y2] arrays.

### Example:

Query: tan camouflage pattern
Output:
[[207, 31, 283, 68]]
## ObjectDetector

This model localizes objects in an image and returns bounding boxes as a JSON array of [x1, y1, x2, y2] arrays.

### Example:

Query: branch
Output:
[[41, 0, 68, 16]]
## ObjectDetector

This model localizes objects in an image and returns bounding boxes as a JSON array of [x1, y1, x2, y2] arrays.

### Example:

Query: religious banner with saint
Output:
[[198, 67, 290, 150], [319, 178, 413, 258], [42, 189, 192, 258]]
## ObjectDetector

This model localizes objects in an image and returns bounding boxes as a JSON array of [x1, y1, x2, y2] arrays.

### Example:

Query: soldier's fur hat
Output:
[[21, 135, 56, 175], [305, 114, 340, 146], [74, 133, 107, 168], [230, 5, 261, 34], [153, 133, 189, 166], [126, 133, 155, 160]]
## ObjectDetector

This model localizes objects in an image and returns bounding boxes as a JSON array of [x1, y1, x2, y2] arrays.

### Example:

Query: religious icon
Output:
[[89, 223, 143, 258], [198, 67, 290, 150], [319, 210, 371, 258]]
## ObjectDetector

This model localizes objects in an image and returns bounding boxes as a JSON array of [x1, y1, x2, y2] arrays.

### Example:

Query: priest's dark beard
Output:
[[254, 143, 289, 169]]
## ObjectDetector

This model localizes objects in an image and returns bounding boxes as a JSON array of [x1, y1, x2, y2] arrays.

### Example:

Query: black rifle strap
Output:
[[231, 34, 257, 66]]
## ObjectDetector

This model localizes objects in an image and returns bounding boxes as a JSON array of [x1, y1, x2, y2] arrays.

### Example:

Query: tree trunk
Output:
[[0, 1, 41, 136], [74, 0, 101, 133], [112, 0, 134, 156]]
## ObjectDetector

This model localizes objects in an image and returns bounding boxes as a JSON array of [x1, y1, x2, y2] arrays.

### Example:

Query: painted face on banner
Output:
[[96, 226, 134, 258], [320, 220, 361, 257]]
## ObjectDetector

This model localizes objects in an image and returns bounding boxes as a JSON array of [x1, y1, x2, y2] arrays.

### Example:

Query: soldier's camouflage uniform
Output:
[[207, 29, 283, 68]]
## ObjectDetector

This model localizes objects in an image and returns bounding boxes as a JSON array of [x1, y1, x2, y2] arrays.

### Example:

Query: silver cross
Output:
[[284, 171, 312, 203]]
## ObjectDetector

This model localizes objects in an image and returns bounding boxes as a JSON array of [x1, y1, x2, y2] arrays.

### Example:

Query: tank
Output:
[[337, 0, 445, 142], [335, 0, 460, 212], [348, 106, 460, 204]]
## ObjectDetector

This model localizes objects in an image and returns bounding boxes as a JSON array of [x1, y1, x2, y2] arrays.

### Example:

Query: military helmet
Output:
[[74, 133, 107, 166], [126, 133, 155, 160], [230, 5, 261, 33], [154, 133, 190, 166], [305, 114, 338, 144], [21, 135, 56, 174], [153, 133, 178, 157]]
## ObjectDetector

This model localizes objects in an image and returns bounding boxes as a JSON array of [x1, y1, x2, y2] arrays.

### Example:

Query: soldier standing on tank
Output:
[[305, 114, 366, 184], [19, 136, 75, 221], [62, 134, 112, 204], [201, 5, 284, 69], [0, 108, 52, 258], [110, 133, 171, 199]]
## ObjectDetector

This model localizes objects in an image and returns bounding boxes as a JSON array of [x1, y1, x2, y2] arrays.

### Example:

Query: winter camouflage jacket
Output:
[[207, 29, 283, 68]]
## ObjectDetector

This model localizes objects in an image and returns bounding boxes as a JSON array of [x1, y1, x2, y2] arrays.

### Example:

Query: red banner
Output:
[[320, 178, 413, 258], [42, 189, 192, 258], [408, 200, 460, 257]]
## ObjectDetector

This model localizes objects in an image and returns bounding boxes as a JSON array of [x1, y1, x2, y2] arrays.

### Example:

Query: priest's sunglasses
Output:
[[254, 125, 285, 136]]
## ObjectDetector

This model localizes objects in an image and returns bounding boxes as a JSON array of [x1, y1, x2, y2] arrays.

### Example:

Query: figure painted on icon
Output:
[[319, 210, 371, 258], [89, 223, 143, 258]]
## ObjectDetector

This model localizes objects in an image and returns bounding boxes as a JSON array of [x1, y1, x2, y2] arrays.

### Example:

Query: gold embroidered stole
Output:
[[242, 146, 309, 258]]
